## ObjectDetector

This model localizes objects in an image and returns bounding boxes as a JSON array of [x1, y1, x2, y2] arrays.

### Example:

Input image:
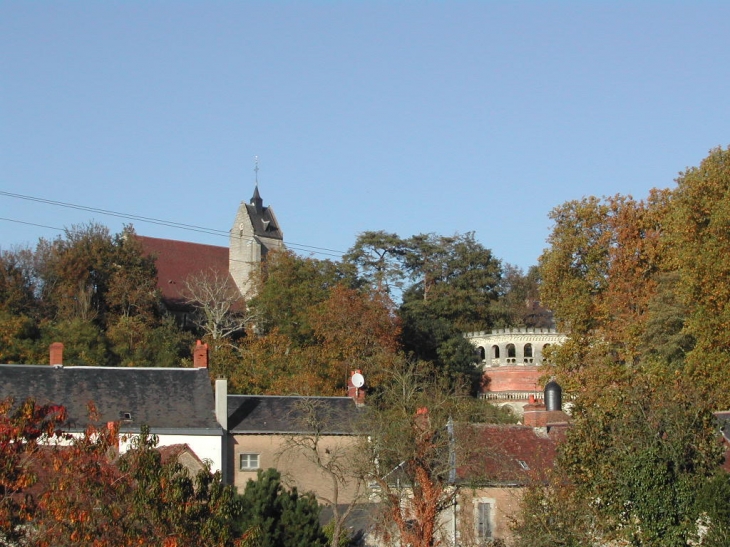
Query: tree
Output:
[[228, 329, 338, 395], [492, 264, 553, 329], [344, 231, 406, 294], [33, 423, 246, 547], [0, 397, 67, 545], [514, 371, 723, 547], [511, 467, 599, 547], [33, 223, 109, 323], [396, 233, 503, 390], [695, 471, 730, 547], [249, 249, 358, 345], [665, 146, 730, 403], [237, 468, 327, 547], [278, 398, 368, 547], [183, 267, 255, 342], [538, 193, 670, 393], [309, 285, 402, 388], [0, 246, 39, 317], [363, 359, 514, 547], [0, 223, 192, 368], [403, 232, 502, 331]]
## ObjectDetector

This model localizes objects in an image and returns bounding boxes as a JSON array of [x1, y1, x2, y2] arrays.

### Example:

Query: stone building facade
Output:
[[229, 185, 284, 298], [465, 328, 567, 409]]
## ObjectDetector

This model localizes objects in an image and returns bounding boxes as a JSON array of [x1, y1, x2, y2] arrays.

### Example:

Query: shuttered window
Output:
[[477, 502, 492, 539]]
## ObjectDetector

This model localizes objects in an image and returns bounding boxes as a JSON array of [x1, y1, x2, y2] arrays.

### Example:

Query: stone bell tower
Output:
[[229, 179, 284, 299]]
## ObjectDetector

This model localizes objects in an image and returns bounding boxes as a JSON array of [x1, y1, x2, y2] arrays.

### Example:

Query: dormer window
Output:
[[119, 411, 133, 421]]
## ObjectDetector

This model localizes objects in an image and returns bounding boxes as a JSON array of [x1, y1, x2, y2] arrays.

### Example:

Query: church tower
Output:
[[229, 182, 284, 298]]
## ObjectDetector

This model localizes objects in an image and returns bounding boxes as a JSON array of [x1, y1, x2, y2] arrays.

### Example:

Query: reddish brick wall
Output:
[[483, 366, 541, 392]]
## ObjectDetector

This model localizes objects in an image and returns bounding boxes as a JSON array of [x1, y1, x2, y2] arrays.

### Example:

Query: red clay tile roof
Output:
[[458, 424, 562, 485], [158, 443, 205, 465], [136, 235, 229, 305]]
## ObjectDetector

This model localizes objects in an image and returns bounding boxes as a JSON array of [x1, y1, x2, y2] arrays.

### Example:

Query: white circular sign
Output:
[[351, 372, 365, 388]]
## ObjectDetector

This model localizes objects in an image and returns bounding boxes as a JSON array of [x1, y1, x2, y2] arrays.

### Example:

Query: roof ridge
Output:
[[227, 394, 352, 400]]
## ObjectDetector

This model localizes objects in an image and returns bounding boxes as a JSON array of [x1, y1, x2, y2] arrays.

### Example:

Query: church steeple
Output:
[[230, 157, 284, 300]]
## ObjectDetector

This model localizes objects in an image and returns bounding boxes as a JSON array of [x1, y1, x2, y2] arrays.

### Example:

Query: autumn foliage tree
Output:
[[229, 250, 400, 395], [31, 424, 247, 547], [513, 371, 725, 547], [0, 398, 248, 546], [520, 147, 730, 545], [538, 192, 670, 392], [538, 146, 730, 406], [0, 398, 67, 545], [0, 223, 195, 367], [664, 146, 730, 400], [363, 360, 514, 547]]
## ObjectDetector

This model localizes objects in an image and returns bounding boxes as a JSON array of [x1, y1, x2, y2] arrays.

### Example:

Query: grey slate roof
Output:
[[228, 395, 363, 435], [0, 365, 221, 434], [246, 187, 283, 240]]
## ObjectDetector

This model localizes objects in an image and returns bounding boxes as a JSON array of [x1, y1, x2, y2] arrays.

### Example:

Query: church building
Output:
[[137, 185, 284, 308]]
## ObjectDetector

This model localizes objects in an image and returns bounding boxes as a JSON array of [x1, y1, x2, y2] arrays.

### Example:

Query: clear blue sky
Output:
[[2, 1, 729, 271]]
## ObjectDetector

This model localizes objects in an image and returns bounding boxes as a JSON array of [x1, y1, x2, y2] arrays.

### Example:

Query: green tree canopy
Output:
[[514, 371, 724, 547], [237, 468, 327, 547]]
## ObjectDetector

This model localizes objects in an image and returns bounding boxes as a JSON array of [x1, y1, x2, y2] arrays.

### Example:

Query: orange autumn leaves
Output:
[[1, 399, 246, 547]]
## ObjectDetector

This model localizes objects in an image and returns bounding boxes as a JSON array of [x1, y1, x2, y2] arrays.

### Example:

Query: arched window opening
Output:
[[478, 346, 486, 361], [524, 343, 533, 364], [507, 344, 516, 363], [491, 345, 500, 359]]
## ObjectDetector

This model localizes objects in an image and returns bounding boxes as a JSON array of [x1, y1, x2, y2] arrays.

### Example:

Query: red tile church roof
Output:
[[136, 235, 229, 305]]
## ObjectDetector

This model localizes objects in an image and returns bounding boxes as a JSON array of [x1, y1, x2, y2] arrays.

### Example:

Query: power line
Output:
[[0, 217, 63, 232], [0, 190, 346, 258]]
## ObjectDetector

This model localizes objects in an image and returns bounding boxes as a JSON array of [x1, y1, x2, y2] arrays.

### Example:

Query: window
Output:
[[477, 502, 492, 540], [524, 343, 533, 358], [239, 453, 260, 471]]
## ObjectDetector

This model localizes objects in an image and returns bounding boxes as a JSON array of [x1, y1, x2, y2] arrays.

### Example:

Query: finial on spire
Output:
[[253, 156, 259, 186]]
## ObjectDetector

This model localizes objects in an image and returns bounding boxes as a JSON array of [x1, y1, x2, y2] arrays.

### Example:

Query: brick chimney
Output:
[[49, 342, 64, 366], [347, 370, 366, 406], [522, 399, 549, 427], [193, 340, 209, 369]]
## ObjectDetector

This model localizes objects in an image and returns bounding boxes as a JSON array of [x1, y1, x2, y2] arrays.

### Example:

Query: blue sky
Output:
[[1, 1, 729, 271]]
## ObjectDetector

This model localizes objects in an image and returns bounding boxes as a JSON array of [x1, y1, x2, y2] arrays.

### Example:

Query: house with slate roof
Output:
[[0, 342, 227, 473], [137, 184, 283, 308], [227, 392, 365, 504]]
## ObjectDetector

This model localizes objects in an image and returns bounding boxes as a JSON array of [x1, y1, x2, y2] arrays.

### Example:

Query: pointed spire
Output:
[[251, 185, 263, 213], [251, 156, 263, 213]]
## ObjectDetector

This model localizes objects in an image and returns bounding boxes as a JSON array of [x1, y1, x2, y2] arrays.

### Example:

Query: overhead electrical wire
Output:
[[0, 190, 345, 259]]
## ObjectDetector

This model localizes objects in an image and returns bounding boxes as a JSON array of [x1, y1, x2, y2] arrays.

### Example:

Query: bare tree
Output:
[[182, 268, 256, 341], [277, 398, 369, 547], [363, 359, 513, 547]]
